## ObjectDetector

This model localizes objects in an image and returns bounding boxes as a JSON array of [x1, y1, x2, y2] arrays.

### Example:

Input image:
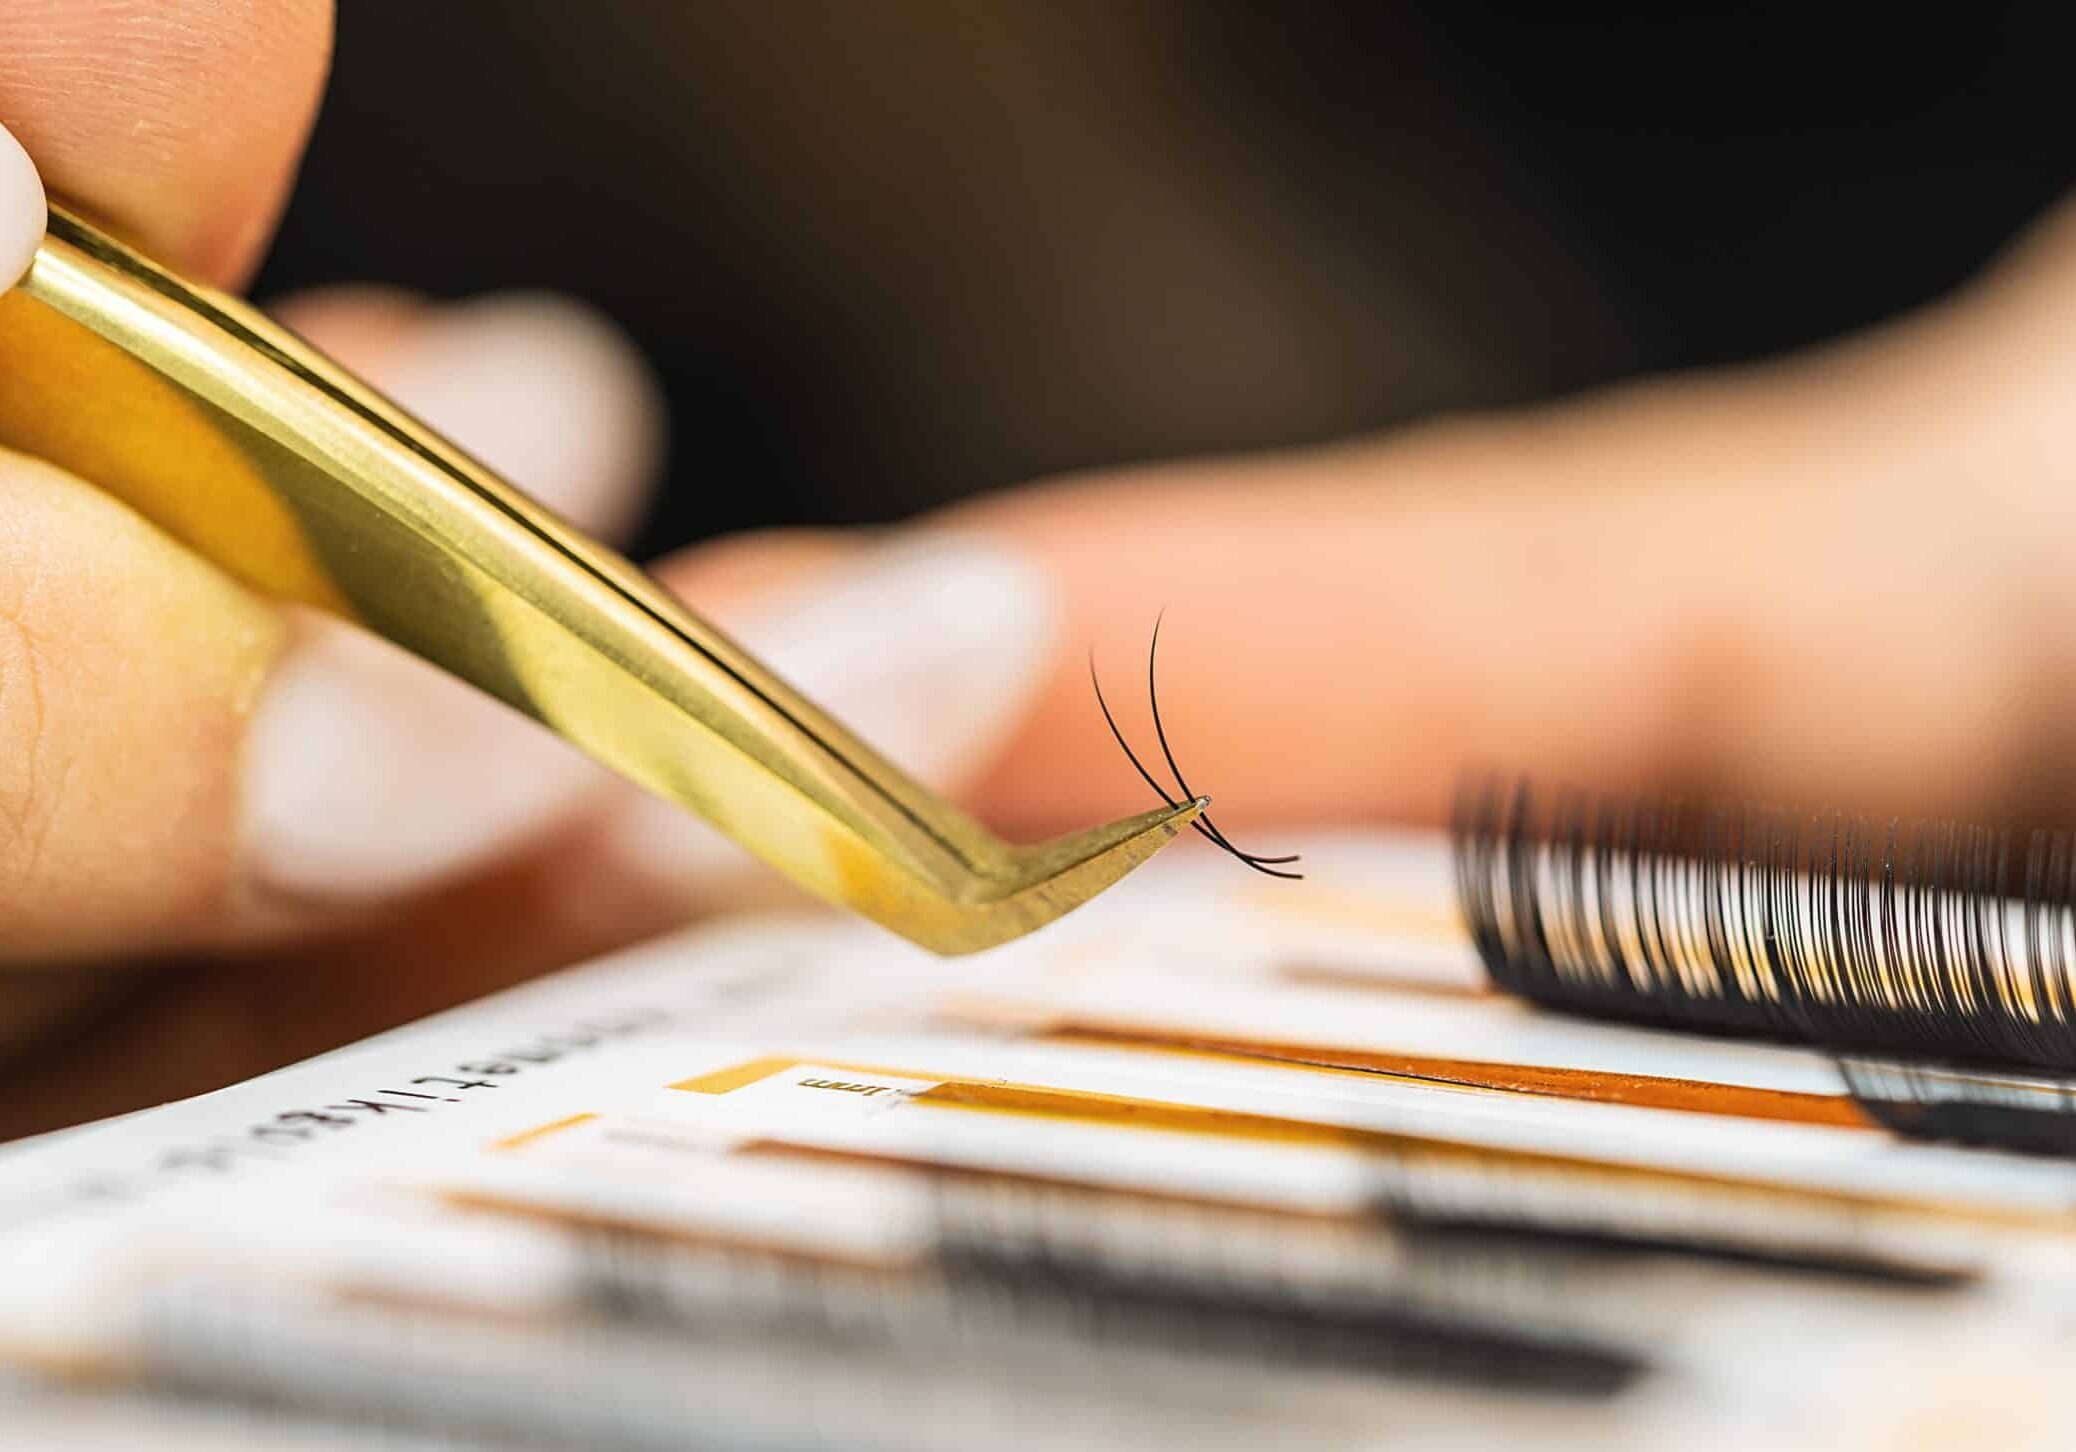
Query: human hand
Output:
[[0, 4, 1073, 1131]]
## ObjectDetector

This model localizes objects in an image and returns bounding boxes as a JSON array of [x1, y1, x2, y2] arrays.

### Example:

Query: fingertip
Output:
[[597, 527, 1061, 893], [0, 120, 46, 292], [396, 293, 666, 543], [269, 284, 431, 364], [0, 0, 331, 284], [241, 617, 608, 910], [272, 287, 666, 543], [648, 528, 860, 619]]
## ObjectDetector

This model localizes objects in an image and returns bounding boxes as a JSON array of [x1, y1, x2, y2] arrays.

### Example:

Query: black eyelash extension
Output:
[[574, 1148, 1972, 1350], [581, 1184, 1643, 1398], [927, 1215, 1641, 1397], [1452, 774, 2076, 1071], [139, 1214, 1635, 1452], [1090, 616, 1302, 879], [1835, 1055, 2076, 1157], [1355, 1133, 1985, 1288], [1383, 1201, 1971, 1290]]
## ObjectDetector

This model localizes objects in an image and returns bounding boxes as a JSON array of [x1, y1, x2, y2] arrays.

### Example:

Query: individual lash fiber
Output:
[[1453, 774, 2076, 1071], [1092, 614, 1302, 879]]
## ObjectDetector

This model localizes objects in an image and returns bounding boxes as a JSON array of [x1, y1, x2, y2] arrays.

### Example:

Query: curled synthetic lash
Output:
[[1091, 615, 1301, 879], [581, 1175, 1643, 1395], [1834, 1055, 2076, 1156], [1452, 774, 2076, 1071]]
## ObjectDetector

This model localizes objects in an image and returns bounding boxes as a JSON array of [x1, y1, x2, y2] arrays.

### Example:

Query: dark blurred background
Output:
[[255, 2, 2076, 560]]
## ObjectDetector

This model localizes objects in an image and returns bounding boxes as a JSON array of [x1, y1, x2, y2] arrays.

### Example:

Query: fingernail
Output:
[[752, 533, 1060, 781], [243, 621, 604, 904], [0, 122, 48, 292], [598, 533, 1060, 882], [375, 294, 664, 542]]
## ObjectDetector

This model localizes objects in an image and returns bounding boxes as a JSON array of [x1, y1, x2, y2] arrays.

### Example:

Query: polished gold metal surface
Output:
[[0, 205, 1201, 953]]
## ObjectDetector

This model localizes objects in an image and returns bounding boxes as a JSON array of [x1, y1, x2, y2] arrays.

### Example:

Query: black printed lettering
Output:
[[799, 1078, 896, 1097], [326, 1098, 430, 1116], [248, 1124, 317, 1143], [273, 1111, 358, 1131]]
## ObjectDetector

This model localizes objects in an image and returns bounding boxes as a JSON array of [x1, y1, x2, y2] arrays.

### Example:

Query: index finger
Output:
[[946, 318, 2067, 836]]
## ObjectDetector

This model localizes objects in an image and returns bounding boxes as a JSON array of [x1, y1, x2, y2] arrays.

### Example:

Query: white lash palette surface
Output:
[[4, 830, 2075, 1451]]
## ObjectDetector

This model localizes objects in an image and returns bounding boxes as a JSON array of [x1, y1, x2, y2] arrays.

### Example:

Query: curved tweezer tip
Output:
[[884, 795, 1209, 956], [997, 794, 1210, 923]]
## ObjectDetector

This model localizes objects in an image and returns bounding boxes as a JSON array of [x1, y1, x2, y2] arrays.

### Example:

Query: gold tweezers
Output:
[[0, 206, 1201, 953]]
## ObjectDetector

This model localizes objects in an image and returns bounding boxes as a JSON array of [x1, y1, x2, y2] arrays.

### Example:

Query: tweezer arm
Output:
[[0, 205, 1200, 953]]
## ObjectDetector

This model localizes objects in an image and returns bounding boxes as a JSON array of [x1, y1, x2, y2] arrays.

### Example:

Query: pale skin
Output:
[[3, 0, 2076, 1133]]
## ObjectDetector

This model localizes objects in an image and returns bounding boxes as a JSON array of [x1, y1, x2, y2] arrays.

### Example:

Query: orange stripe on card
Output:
[[671, 1056, 808, 1095], [1038, 1024, 1872, 1128], [666, 1054, 2061, 1229], [490, 1112, 598, 1151]]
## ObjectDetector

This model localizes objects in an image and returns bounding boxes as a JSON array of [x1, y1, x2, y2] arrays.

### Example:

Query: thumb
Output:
[[0, 0, 332, 285], [0, 243, 666, 965]]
